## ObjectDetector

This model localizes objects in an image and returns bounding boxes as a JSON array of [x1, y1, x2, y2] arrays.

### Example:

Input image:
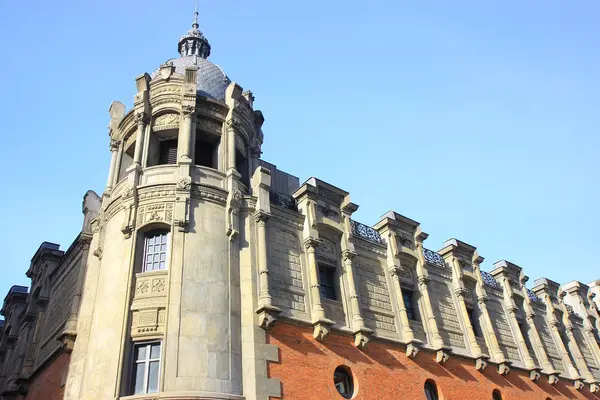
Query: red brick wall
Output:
[[267, 323, 600, 400], [24, 352, 69, 400]]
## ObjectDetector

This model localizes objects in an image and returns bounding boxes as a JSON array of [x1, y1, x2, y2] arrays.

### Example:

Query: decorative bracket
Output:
[[353, 328, 373, 350], [547, 373, 560, 385], [498, 361, 512, 376], [406, 342, 420, 359], [57, 330, 77, 354], [121, 203, 135, 238], [529, 367, 542, 381], [312, 318, 335, 342], [590, 383, 599, 393], [256, 304, 282, 330], [175, 197, 190, 232], [475, 355, 490, 372], [573, 379, 585, 391], [435, 347, 452, 364]]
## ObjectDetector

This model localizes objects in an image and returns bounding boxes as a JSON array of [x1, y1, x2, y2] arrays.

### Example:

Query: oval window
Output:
[[492, 389, 502, 400], [334, 366, 354, 399], [424, 380, 439, 400]]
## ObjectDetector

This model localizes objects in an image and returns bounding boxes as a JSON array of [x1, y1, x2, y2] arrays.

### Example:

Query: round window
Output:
[[333, 366, 354, 399]]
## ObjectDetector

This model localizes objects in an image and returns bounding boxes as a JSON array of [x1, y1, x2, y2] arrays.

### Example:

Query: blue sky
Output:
[[0, 1, 599, 301]]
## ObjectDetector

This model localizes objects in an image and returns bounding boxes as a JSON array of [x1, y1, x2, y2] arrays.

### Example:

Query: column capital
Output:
[[134, 111, 149, 125], [341, 249, 357, 262], [253, 210, 270, 224], [303, 237, 321, 251], [182, 104, 195, 118], [109, 139, 121, 152]]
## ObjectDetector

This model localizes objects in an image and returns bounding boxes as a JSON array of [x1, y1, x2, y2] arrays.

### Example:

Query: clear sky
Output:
[[0, 1, 599, 302]]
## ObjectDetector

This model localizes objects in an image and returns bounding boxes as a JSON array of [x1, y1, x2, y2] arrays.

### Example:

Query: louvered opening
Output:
[[158, 139, 178, 165]]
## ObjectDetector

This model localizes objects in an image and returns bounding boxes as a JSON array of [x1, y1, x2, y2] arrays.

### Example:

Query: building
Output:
[[2, 8, 600, 400]]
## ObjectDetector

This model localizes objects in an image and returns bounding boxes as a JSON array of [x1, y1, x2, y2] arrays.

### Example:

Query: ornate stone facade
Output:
[[1, 8, 600, 400]]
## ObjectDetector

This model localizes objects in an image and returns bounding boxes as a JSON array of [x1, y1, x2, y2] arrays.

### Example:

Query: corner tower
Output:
[[64, 9, 272, 400]]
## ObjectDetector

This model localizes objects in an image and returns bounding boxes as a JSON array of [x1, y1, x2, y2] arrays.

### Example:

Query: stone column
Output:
[[472, 259, 506, 365], [448, 256, 483, 361], [254, 211, 281, 329], [520, 288, 557, 383], [112, 140, 124, 188], [178, 105, 195, 163], [539, 291, 583, 384], [496, 275, 536, 370], [415, 239, 449, 363], [557, 293, 597, 389], [341, 250, 371, 348], [304, 239, 334, 341], [132, 112, 147, 168], [105, 139, 120, 192], [226, 119, 237, 173]]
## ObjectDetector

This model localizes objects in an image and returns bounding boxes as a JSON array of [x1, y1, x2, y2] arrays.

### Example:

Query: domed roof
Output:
[[150, 9, 230, 101], [151, 55, 230, 101]]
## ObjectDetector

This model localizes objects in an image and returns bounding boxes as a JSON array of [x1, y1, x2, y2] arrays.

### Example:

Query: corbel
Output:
[[353, 327, 373, 350], [121, 203, 135, 238], [257, 304, 282, 331], [174, 197, 190, 232], [57, 330, 77, 354], [226, 189, 243, 239], [547, 372, 560, 385], [590, 382, 599, 393], [528, 367, 542, 381], [498, 361, 512, 376], [573, 378, 585, 391], [312, 319, 334, 342], [435, 347, 452, 364], [475, 355, 490, 371], [405, 341, 421, 359]]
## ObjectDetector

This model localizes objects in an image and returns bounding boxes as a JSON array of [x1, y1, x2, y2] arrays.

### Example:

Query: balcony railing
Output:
[[350, 220, 382, 244], [269, 191, 298, 212], [480, 271, 500, 288], [423, 248, 445, 268], [527, 289, 539, 303]]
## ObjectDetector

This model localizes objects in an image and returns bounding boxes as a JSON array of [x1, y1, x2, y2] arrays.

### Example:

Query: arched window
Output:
[[142, 231, 169, 272], [333, 366, 354, 399], [492, 389, 502, 400], [424, 380, 439, 400]]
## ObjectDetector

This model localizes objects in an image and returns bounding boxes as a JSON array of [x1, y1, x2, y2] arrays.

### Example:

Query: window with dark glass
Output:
[[158, 139, 178, 165], [424, 380, 439, 400], [195, 137, 218, 168], [403, 290, 416, 321], [492, 389, 502, 400], [143, 231, 168, 272], [132, 342, 161, 394], [467, 307, 482, 337], [319, 265, 337, 300], [333, 366, 354, 399]]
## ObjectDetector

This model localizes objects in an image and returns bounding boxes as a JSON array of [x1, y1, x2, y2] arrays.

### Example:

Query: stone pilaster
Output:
[[341, 249, 372, 349], [105, 139, 120, 193], [415, 234, 451, 363], [534, 279, 583, 386]]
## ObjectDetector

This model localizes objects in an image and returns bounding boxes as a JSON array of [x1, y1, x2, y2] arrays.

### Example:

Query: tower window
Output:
[[467, 307, 482, 337], [333, 366, 354, 399], [403, 290, 416, 321], [143, 232, 168, 272], [158, 139, 178, 165], [235, 148, 249, 188], [132, 342, 161, 394], [424, 380, 439, 400], [195, 137, 218, 168], [318, 265, 337, 300]]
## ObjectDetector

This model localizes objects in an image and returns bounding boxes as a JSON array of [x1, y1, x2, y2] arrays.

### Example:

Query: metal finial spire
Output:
[[192, 0, 199, 29]]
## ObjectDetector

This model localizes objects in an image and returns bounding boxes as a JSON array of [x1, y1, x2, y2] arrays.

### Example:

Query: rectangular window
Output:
[[402, 290, 416, 321], [132, 342, 161, 394], [318, 265, 337, 300], [143, 232, 169, 272], [467, 308, 482, 337], [195, 137, 217, 168]]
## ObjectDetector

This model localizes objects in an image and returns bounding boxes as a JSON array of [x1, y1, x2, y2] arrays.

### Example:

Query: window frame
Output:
[[467, 307, 482, 337], [333, 366, 354, 399], [131, 341, 162, 395], [424, 380, 439, 400], [318, 263, 337, 301], [402, 290, 417, 321], [142, 231, 170, 273]]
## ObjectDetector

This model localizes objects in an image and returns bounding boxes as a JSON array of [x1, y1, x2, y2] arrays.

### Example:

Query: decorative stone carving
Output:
[[547, 373, 559, 385], [498, 362, 511, 375], [406, 343, 420, 359], [122, 183, 135, 199], [354, 330, 371, 349], [182, 105, 195, 117], [152, 113, 180, 131], [176, 176, 192, 191], [137, 203, 174, 228], [529, 368, 541, 381], [436, 349, 451, 364], [475, 357, 488, 371]]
